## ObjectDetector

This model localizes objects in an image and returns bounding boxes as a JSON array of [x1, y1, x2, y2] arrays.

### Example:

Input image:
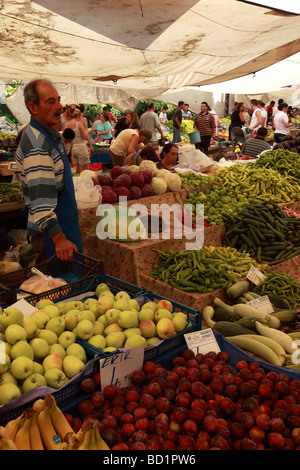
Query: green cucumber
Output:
[[271, 310, 297, 323], [214, 307, 236, 323], [213, 321, 258, 337], [236, 316, 257, 331]]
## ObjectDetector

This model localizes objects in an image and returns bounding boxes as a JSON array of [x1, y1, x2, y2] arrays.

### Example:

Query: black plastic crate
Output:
[[0, 253, 104, 307]]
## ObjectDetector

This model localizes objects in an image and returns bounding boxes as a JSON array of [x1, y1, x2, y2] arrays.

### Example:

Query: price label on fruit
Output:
[[246, 295, 275, 314], [184, 329, 221, 355], [99, 347, 144, 390]]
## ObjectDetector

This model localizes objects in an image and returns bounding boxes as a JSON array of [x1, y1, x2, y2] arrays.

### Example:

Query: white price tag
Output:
[[9, 298, 38, 316], [184, 329, 220, 355], [246, 265, 266, 286], [247, 295, 274, 314], [99, 347, 144, 390]]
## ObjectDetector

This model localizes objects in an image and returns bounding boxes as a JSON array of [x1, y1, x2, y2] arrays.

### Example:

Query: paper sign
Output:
[[246, 265, 266, 285], [99, 347, 144, 390], [247, 295, 274, 314], [184, 329, 220, 355], [9, 298, 39, 316]]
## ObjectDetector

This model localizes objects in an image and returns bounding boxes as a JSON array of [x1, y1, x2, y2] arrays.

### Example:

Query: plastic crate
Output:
[[0, 253, 104, 307], [76, 291, 202, 362]]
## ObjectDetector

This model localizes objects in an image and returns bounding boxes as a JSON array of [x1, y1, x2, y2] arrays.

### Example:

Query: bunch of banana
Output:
[[1, 394, 110, 450]]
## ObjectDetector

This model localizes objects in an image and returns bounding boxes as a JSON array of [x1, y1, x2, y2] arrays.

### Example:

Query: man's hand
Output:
[[52, 232, 78, 262]]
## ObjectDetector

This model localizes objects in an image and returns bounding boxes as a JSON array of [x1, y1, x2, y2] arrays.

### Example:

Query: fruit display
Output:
[[150, 246, 267, 293], [202, 279, 300, 368], [0, 393, 109, 450], [179, 172, 222, 189], [56, 350, 300, 450], [222, 201, 300, 265], [0, 284, 190, 405], [93, 163, 182, 203], [0, 182, 24, 204]]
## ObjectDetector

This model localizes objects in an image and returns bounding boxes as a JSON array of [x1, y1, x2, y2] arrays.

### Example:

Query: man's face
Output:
[[29, 82, 63, 128], [183, 105, 189, 112], [201, 103, 207, 113]]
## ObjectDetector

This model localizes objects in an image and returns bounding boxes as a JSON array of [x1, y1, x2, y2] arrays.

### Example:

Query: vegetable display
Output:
[[0, 182, 24, 204], [222, 201, 300, 265], [254, 148, 300, 181], [253, 271, 300, 310], [150, 246, 265, 293]]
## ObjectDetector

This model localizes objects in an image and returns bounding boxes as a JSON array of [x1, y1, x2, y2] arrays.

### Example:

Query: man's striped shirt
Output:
[[16, 118, 66, 238], [241, 137, 271, 159]]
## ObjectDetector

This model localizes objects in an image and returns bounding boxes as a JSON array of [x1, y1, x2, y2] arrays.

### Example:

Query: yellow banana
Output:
[[29, 412, 44, 450], [0, 426, 8, 439], [46, 394, 74, 441], [77, 420, 93, 450], [4, 414, 25, 441], [0, 438, 18, 450], [32, 398, 45, 413], [37, 404, 62, 450], [14, 411, 32, 450], [93, 422, 110, 450]]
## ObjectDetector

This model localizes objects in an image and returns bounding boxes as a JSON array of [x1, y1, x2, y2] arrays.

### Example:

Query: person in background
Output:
[[65, 107, 93, 173], [228, 102, 246, 140], [59, 103, 76, 131], [62, 127, 75, 168], [113, 109, 131, 138], [123, 144, 157, 166], [78, 104, 88, 130], [156, 143, 178, 170], [249, 99, 262, 135], [15, 79, 82, 263], [287, 106, 296, 121], [231, 102, 238, 113], [241, 127, 271, 158], [273, 99, 284, 117], [103, 106, 117, 125], [96, 111, 113, 143], [139, 102, 164, 147], [125, 110, 140, 131], [172, 101, 185, 143], [273, 102, 292, 143], [182, 103, 192, 120], [257, 101, 268, 128], [108, 128, 152, 167], [266, 100, 275, 125], [193, 102, 216, 154], [159, 106, 168, 125]]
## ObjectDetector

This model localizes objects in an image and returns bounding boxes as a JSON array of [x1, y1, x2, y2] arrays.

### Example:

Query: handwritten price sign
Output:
[[99, 347, 145, 390]]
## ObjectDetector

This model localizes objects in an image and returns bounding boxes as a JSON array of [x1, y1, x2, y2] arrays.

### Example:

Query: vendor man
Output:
[[16, 79, 82, 263]]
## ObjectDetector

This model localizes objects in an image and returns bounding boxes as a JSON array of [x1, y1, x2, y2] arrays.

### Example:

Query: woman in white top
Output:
[[249, 99, 262, 135], [65, 108, 93, 173], [273, 103, 292, 144]]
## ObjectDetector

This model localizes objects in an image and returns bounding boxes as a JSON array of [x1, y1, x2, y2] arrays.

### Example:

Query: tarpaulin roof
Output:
[[1, 0, 300, 97]]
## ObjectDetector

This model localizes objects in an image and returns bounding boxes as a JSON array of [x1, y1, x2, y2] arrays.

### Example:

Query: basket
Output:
[[188, 130, 201, 144], [78, 290, 202, 362], [0, 253, 104, 307]]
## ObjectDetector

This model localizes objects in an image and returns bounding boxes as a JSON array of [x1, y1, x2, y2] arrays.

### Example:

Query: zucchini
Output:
[[213, 298, 235, 314], [226, 280, 249, 299], [271, 310, 297, 323], [202, 306, 215, 329], [267, 315, 281, 329], [233, 303, 271, 324], [236, 316, 257, 331], [240, 334, 286, 365], [214, 307, 236, 323], [213, 321, 258, 337], [255, 321, 295, 354], [226, 335, 283, 366]]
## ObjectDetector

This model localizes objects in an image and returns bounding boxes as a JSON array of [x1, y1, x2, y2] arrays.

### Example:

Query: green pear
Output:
[[44, 368, 66, 389], [118, 311, 138, 329], [141, 301, 158, 313], [41, 305, 61, 319], [105, 308, 121, 325], [172, 312, 187, 333], [58, 331, 76, 349], [155, 309, 173, 322], [31, 310, 50, 329], [105, 331, 126, 349], [88, 335, 106, 350], [30, 338, 50, 360], [5, 324, 27, 345], [22, 373, 47, 393], [77, 310, 96, 324], [104, 323, 123, 336], [99, 290, 115, 299], [138, 320, 157, 338], [0, 371, 18, 386], [37, 329, 58, 345], [95, 283, 111, 297], [156, 317, 176, 339], [128, 299, 140, 312], [22, 316, 38, 340], [97, 296, 115, 315], [114, 290, 131, 301], [1, 307, 24, 328], [35, 299, 54, 310], [146, 337, 160, 346], [138, 308, 155, 322], [93, 321, 105, 336], [0, 383, 21, 405], [113, 299, 130, 312], [62, 355, 85, 379], [157, 299, 173, 312], [45, 317, 65, 336], [10, 340, 34, 360], [123, 327, 142, 339], [97, 315, 108, 328], [103, 347, 117, 352], [66, 343, 86, 363], [49, 344, 66, 360], [32, 361, 44, 375], [124, 334, 147, 348], [10, 356, 34, 380], [76, 319, 94, 340], [0, 354, 10, 374], [63, 312, 78, 331]]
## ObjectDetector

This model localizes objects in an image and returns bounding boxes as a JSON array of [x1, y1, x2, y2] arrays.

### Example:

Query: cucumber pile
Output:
[[222, 201, 300, 265]]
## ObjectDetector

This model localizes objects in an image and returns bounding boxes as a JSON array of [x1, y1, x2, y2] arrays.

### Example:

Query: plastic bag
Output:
[[19, 267, 67, 294], [73, 173, 102, 209], [177, 145, 216, 172]]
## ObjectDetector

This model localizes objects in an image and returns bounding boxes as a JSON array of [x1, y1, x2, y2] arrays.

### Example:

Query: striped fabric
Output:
[[194, 112, 216, 136], [241, 137, 271, 159], [16, 118, 66, 239]]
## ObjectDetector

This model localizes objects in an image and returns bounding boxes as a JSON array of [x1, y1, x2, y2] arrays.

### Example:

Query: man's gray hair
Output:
[[24, 79, 53, 108]]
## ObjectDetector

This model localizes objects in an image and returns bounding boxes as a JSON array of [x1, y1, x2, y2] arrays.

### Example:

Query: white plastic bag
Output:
[[73, 173, 102, 209], [177, 144, 215, 172], [19, 268, 67, 294]]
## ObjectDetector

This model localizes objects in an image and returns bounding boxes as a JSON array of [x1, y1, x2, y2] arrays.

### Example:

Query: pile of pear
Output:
[[0, 283, 189, 406]]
